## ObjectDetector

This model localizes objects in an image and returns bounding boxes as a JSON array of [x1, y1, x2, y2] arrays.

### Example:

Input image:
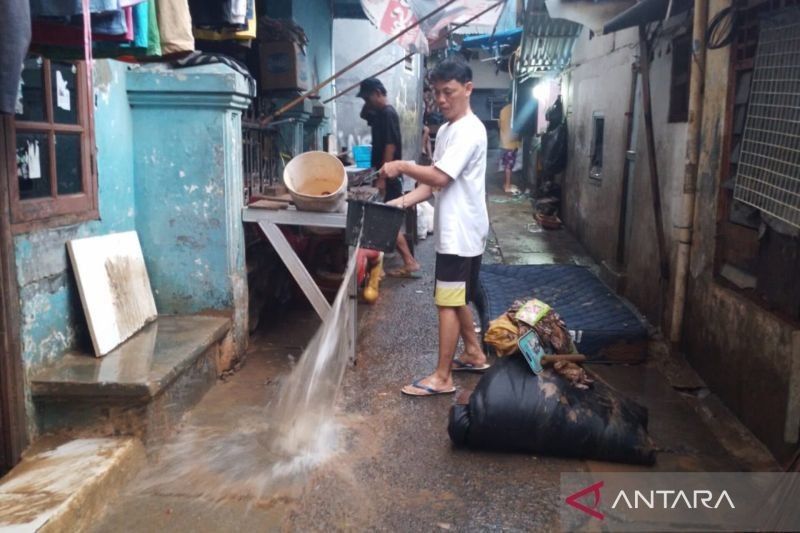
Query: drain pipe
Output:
[[669, 0, 709, 343]]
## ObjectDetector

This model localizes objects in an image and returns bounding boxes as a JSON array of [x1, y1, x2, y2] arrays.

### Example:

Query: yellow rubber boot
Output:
[[363, 253, 384, 304]]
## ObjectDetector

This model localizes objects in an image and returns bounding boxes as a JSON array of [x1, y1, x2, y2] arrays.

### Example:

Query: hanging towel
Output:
[[156, 0, 194, 54], [146, 0, 162, 55]]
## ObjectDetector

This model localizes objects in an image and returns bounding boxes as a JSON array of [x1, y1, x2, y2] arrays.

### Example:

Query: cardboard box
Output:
[[260, 41, 310, 92]]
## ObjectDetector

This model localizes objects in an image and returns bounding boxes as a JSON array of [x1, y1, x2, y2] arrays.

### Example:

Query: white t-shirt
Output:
[[432, 112, 489, 257]]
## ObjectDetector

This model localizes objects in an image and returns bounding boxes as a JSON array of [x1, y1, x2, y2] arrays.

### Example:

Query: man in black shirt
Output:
[[358, 78, 420, 277]]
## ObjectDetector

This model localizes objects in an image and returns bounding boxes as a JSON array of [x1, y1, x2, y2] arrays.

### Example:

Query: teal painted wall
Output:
[[13, 60, 136, 372], [14, 62, 252, 374], [127, 63, 251, 355]]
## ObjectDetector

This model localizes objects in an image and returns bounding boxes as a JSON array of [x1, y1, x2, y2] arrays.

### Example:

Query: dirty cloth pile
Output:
[[448, 356, 656, 465], [485, 297, 575, 356]]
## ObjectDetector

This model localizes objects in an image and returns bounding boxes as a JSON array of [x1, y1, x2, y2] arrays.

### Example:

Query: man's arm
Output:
[[380, 160, 451, 189], [375, 143, 397, 191], [386, 183, 433, 208], [382, 143, 396, 164]]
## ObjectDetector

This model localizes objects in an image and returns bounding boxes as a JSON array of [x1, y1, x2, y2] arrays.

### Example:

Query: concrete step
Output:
[[0, 437, 144, 532], [30, 315, 231, 447]]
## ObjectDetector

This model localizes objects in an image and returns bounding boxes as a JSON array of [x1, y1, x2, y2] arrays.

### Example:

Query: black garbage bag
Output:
[[540, 122, 568, 176], [448, 356, 656, 465]]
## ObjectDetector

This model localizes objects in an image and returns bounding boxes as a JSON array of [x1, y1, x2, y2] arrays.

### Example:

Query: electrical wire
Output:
[[707, 6, 734, 49]]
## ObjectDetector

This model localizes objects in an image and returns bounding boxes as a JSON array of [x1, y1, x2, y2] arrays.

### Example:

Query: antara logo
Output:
[[611, 490, 736, 510], [565, 481, 605, 520], [565, 482, 736, 521]]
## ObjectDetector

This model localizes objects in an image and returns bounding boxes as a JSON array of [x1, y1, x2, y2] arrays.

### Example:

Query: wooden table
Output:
[[242, 206, 357, 363]]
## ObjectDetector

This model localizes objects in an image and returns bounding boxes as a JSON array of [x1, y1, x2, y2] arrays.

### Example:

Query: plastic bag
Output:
[[448, 355, 656, 465], [483, 314, 519, 356], [416, 202, 434, 239]]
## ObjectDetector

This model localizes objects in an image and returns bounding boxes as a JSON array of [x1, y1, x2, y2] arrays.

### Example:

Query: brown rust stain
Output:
[[104, 255, 155, 341]]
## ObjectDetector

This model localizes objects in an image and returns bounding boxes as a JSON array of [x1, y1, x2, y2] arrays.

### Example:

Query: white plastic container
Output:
[[283, 151, 347, 212]]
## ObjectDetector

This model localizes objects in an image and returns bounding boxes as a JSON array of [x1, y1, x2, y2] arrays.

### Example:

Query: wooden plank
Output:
[[257, 194, 292, 203], [243, 207, 347, 228], [258, 221, 331, 320], [67, 231, 158, 357], [0, 117, 28, 473], [249, 199, 288, 210]]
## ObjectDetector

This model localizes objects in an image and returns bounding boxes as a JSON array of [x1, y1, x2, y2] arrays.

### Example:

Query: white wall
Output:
[[332, 19, 423, 162], [470, 56, 514, 90], [562, 24, 690, 320]]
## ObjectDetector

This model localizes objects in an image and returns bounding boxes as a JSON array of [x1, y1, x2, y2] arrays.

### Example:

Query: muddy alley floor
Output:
[[92, 190, 777, 532]]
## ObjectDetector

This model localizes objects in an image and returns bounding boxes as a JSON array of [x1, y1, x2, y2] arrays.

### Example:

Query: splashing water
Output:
[[267, 250, 357, 458], [134, 251, 359, 502]]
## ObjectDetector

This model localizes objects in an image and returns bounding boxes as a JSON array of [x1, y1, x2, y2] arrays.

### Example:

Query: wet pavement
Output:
[[92, 187, 777, 532]]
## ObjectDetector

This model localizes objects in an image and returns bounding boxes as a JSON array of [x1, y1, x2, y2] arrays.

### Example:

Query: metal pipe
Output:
[[323, 0, 507, 105], [669, 0, 709, 343], [266, 0, 458, 121], [615, 61, 640, 268]]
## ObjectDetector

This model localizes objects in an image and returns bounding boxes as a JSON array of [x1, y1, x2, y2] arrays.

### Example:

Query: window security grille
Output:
[[733, 11, 800, 229]]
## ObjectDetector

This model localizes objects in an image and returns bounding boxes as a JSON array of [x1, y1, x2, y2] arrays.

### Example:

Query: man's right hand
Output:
[[386, 197, 403, 208]]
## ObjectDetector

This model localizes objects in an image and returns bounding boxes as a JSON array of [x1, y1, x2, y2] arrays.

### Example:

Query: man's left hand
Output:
[[380, 161, 404, 179]]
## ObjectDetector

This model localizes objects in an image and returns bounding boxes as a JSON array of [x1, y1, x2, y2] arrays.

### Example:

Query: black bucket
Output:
[[345, 199, 406, 252]]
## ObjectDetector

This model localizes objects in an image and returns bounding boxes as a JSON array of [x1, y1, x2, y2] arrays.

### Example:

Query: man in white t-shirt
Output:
[[379, 59, 490, 397]]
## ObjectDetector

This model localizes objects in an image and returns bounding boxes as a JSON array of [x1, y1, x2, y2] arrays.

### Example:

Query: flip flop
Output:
[[386, 267, 422, 279], [451, 357, 490, 372], [401, 379, 456, 397]]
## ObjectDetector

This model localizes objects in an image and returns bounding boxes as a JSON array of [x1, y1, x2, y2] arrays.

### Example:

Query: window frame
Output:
[[589, 112, 605, 180], [4, 58, 98, 234], [668, 32, 693, 123]]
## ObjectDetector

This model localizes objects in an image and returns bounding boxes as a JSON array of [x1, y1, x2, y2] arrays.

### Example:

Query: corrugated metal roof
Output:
[[517, 0, 582, 77]]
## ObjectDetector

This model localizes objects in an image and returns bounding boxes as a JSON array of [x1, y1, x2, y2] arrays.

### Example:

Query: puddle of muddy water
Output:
[[135, 253, 358, 503]]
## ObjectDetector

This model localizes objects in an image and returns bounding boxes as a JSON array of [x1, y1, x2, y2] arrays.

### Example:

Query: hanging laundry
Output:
[[192, 0, 256, 42], [156, 0, 195, 54], [29, 0, 118, 17], [145, 0, 162, 55], [31, 0, 164, 59], [0, 0, 32, 114], [189, 0, 250, 30]]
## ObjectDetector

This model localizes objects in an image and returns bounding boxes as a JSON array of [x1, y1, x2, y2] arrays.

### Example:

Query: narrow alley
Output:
[[89, 187, 775, 532], [1, 0, 799, 530]]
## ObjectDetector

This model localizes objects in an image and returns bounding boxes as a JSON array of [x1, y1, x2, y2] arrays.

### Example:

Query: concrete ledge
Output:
[[0, 437, 145, 532], [31, 315, 230, 399], [30, 315, 230, 446]]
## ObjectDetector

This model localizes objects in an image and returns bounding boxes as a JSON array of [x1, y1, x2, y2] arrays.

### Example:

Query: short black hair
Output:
[[357, 78, 387, 98], [429, 59, 472, 85]]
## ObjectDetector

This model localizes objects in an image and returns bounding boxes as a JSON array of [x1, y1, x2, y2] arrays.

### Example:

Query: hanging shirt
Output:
[[432, 111, 489, 257], [156, 0, 194, 54]]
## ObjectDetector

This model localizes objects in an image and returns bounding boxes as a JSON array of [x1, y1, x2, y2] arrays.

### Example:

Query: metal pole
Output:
[[669, 0, 708, 343], [266, 0, 459, 122], [638, 24, 669, 283], [323, 0, 507, 105]]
